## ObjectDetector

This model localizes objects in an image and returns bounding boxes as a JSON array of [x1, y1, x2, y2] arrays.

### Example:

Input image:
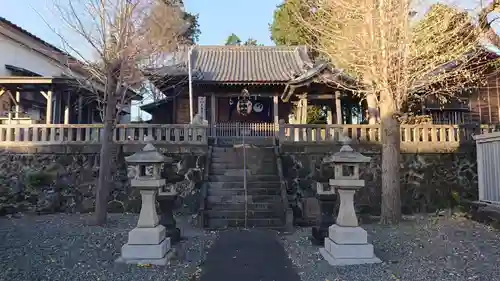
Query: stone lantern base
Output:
[[311, 193, 337, 245], [116, 225, 172, 265], [320, 224, 381, 266], [158, 194, 181, 244]]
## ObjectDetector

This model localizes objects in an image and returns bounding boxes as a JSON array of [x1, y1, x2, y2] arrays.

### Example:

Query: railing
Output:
[[474, 132, 500, 205], [211, 122, 277, 138], [0, 123, 498, 145], [279, 124, 500, 143], [197, 146, 213, 228], [274, 145, 293, 231], [0, 124, 208, 145]]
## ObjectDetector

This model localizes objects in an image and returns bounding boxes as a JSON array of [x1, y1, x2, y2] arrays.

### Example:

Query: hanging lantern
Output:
[[237, 99, 252, 115], [237, 89, 252, 116]]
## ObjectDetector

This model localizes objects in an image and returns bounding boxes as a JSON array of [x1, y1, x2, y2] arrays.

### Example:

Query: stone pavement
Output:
[[199, 229, 301, 281]]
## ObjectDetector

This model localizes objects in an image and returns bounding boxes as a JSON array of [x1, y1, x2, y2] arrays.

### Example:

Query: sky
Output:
[[0, 0, 495, 55], [0, 0, 283, 50]]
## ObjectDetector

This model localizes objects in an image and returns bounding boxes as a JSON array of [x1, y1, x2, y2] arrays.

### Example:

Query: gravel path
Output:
[[0, 213, 217, 281], [281, 214, 500, 281]]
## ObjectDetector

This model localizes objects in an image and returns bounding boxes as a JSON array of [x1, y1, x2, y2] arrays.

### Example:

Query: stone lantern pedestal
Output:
[[116, 142, 171, 266], [311, 184, 337, 246], [320, 139, 381, 266], [158, 185, 181, 243]]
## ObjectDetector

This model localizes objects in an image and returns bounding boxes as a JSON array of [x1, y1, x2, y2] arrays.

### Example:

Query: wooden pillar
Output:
[[294, 101, 300, 124], [46, 91, 53, 124], [57, 92, 62, 124], [14, 91, 20, 118], [300, 96, 308, 124], [64, 92, 70, 124], [87, 103, 93, 123], [327, 107, 333, 124], [210, 94, 216, 124], [210, 93, 216, 137], [77, 96, 83, 124], [172, 97, 177, 123], [335, 91, 342, 124], [273, 95, 279, 124]]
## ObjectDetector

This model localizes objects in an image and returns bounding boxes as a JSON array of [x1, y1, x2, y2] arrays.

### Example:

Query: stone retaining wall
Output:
[[280, 143, 477, 217], [0, 145, 208, 216]]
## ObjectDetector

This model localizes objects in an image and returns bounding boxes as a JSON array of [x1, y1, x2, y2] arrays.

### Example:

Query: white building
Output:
[[0, 16, 135, 124]]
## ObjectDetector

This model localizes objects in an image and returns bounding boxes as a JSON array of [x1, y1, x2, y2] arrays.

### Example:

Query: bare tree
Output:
[[292, 0, 498, 223], [51, 0, 188, 225]]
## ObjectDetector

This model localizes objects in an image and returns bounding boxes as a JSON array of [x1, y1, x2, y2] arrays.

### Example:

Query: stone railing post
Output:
[[319, 137, 381, 266], [116, 139, 171, 266]]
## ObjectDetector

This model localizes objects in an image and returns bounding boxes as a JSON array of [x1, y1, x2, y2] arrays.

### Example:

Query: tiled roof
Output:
[[153, 45, 314, 84]]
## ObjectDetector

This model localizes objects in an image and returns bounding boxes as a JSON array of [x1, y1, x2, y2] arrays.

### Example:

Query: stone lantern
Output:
[[116, 142, 171, 265], [319, 138, 381, 266]]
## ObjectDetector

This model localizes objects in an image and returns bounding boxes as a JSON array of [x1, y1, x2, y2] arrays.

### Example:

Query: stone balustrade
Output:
[[0, 124, 209, 145], [279, 123, 499, 144], [0, 123, 497, 147]]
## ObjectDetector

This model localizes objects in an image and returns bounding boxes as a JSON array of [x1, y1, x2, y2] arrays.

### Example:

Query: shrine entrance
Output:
[[210, 89, 279, 144]]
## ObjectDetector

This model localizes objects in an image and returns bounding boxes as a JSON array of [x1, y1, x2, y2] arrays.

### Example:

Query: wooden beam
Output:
[[0, 77, 53, 84], [40, 91, 48, 100], [6, 90, 16, 105], [307, 94, 337, 100]]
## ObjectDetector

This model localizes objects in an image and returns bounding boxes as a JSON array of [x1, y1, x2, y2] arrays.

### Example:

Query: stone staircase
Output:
[[205, 146, 285, 229]]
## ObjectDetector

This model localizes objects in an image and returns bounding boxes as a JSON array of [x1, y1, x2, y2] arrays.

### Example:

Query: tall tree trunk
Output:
[[379, 92, 401, 224], [93, 93, 118, 225]]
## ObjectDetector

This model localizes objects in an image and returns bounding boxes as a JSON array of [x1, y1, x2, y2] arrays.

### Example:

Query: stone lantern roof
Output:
[[125, 143, 173, 164], [323, 138, 371, 164]]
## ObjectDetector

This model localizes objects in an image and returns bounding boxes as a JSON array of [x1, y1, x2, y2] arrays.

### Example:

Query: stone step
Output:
[[207, 195, 282, 204], [211, 157, 275, 164], [211, 157, 276, 166], [209, 175, 279, 182], [210, 162, 275, 170], [210, 167, 277, 175], [214, 138, 276, 146], [208, 187, 281, 196], [212, 150, 275, 158], [212, 147, 275, 153], [207, 202, 284, 212], [207, 209, 282, 219], [207, 218, 284, 229], [208, 181, 281, 190]]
